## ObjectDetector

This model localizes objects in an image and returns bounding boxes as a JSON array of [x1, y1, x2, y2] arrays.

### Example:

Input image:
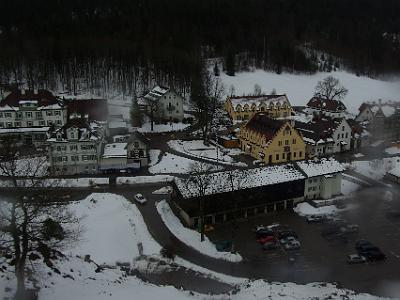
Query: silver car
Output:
[[134, 193, 147, 204]]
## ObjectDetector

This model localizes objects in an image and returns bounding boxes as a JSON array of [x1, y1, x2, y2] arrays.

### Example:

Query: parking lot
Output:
[[208, 185, 400, 297]]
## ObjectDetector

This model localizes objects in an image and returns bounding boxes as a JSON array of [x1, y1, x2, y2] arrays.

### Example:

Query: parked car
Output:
[[306, 215, 325, 223], [355, 240, 373, 252], [347, 254, 367, 264], [257, 235, 276, 245], [340, 224, 359, 233], [280, 236, 297, 245], [256, 229, 275, 239], [134, 193, 147, 204], [284, 240, 301, 250], [277, 230, 298, 240], [204, 224, 215, 232], [363, 249, 386, 261], [262, 241, 280, 250]]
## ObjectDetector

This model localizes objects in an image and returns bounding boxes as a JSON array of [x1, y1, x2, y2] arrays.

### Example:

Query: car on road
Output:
[[347, 254, 367, 264], [355, 240, 373, 252], [363, 249, 386, 261], [284, 240, 301, 250], [277, 230, 298, 240], [306, 215, 325, 223], [134, 193, 147, 204], [280, 236, 297, 245], [255, 229, 275, 239]]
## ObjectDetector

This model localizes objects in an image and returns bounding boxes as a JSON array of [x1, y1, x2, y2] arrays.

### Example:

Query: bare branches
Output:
[[314, 76, 348, 101]]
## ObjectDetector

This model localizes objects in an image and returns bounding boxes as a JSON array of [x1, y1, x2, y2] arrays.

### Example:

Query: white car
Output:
[[134, 193, 147, 204], [280, 236, 297, 244], [284, 240, 301, 250]]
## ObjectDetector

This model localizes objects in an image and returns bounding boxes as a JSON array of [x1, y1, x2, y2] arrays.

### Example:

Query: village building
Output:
[[238, 113, 306, 164], [47, 118, 105, 175], [171, 158, 343, 227], [0, 89, 67, 147], [346, 119, 370, 150], [297, 158, 344, 200], [142, 85, 184, 122], [305, 96, 348, 118], [356, 100, 400, 141], [225, 94, 292, 122], [295, 117, 352, 158]]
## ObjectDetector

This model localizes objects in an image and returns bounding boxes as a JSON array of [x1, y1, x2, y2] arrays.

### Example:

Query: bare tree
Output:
[[253, 84, 262, 96], [0, 139, 80, 299], [314, 76, 348, 101], [184, 162, 216, 242], [191, 63, 225, 144]]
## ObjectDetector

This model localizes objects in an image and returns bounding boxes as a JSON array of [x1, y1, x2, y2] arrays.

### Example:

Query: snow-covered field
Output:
[[220, 70, 400, 114], [156, 200, 242, 262], [149, 149, 161, 166], [149, 152, 223, 174], [385, 146, 400, 155], [168, 140, 246, 167], [116, 175, 174, 185], [69, 193, 160, 264]]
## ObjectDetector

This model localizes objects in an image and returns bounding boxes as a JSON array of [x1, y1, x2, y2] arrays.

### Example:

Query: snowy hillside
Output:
[[220, 70, 400, 114]]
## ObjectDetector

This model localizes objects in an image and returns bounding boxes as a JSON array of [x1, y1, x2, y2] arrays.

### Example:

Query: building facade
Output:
[[225, 94, 292, 122], [142, 85, 184, 122], [238, 113, 306, 164], [0, 89, 67, 146], [297, 159, 344, 200], [47, 119, 105, 175], [295, 117, 352, 158]]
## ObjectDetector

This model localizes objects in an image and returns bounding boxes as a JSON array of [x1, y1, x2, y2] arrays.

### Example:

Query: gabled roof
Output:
[[295, 117, 345, 145], [307, 97, 347, 113], [0, 89, 60, 108], [143, 85, 171, 102], [243, 113, 287, 142], [296, 158, 345, 178], [65, 98, 108, 122], [228, 94, 290, 110], [127, 130, 148, 146], [102, 142, 127, 158], [48, 118, 102, 142], [358, 101, 400, 118]]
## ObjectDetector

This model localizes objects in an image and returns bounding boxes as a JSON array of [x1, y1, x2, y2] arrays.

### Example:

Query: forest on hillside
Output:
[[0, 0, 399, 94]]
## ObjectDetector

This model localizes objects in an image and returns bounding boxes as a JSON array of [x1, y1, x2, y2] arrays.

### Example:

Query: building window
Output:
[[56, 120, 62, 125], [46, 111, 53, 116], [62, 156, 68, 162], [342, 126, 345, 131], [4, 112, 12, 118], [292, 139, 296, 144], [285, 140, 289, 145], [282, 153, 285, 159], [25, 112, 32, 118], [276, 154, 279, 160], [70, 145, 78, 151], [27, 121, 33, 127], [134, 142, 139, 148], [16, 112, 23, 119], [47, 121, 53, 126], [299, 151, 302, 157], [0, 112, 2, 118], [293, 152, 297, 158], [6, 122, 12, 127], [337, 134, 340, 139], [35, 112, 42, 119], [55, 111, 61, 116], [15, 122, 21, 127], [39, 121, 45, 126], [0, 122, 3, 128], [278, 141, 282, 146], [345, 133, 348, 138]]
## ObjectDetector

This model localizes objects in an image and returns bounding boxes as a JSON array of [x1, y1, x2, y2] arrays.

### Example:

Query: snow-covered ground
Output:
[[137, 121, 190, 133], [0, 192, 390, 299], [220, 70, 400, 114], [384, 146, 400, 155], [168, 140, 246, 167], [69, 193, 160, 264], [149, 149, 161, 166], [351, 157, 400, 180], [0, 177, 109, 188], [156, 200, 242, 262], [149, 152, 223, 174], [116, 175, 174, 185], [294, 202, 350, 217], [342, 179, 362, 195]]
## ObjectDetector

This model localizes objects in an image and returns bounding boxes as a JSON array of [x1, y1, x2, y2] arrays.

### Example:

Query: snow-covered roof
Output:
[[296, 158, 345, 178], [0, 126, 50, 134], [102, 143, 127, 158], [19, 100, 38, 105], [229, 95, 290, 111], [143, 85, 170, 102], [175, 163, 306, 199], [388, 165, 400, 178]]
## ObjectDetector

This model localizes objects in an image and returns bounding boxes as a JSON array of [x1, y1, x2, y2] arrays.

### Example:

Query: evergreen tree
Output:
[[213, 62, 220, 77], [130, 96, 142, 127], [225, 50, 235, 76]]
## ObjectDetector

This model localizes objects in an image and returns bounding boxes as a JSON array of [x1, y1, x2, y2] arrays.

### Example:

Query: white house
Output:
[[297, 158, 344, 200], [305, 97, 348, 118], [142, 85, 184, 122], [47, 118, 105, 175], [295, 117, 352, 158], [0, 89, 67, 146]]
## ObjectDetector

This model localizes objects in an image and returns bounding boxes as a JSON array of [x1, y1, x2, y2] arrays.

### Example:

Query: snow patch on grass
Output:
[[156, 200, 242, 262], [117, 175, 174, 185]]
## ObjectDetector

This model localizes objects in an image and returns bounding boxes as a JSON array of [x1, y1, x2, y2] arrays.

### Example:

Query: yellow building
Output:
[[238, 113, 306, 164], [225, 94, 293, 122]]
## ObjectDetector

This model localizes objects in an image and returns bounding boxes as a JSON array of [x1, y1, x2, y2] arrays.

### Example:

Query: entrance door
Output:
[[287, 152, 291, 161]]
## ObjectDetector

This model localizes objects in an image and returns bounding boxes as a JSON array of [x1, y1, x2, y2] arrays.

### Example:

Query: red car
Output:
[[257, 235, 276, 244]]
